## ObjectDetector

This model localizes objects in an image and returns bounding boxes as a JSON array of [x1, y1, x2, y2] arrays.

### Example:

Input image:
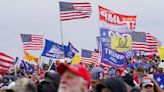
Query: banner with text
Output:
[[101, 47, 127, 67], [97, 36, 110, 52], [99, 6, 136, 31], [42, 39, 64, 59]]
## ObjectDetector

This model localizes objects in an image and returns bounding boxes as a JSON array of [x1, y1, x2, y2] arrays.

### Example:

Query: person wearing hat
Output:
[[89, 67, 104, 92], [140, 77, 163, 92], [96, 77, 128, 92], [57, 63, 91, 92], [133, 66, 147, 84], [37, 70, 61, 92]]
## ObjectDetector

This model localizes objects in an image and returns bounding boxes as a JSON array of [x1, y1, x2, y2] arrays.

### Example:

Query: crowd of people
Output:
[[0, 54, 164, 92]]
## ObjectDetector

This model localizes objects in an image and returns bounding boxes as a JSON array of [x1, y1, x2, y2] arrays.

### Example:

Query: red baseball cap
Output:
[[57, 63, 91, 88]]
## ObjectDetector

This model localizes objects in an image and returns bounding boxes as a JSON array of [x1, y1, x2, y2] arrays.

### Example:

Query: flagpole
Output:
[[14, 57, 19, 79], [48, 60, 54, 70], [98, 5, 102, 63], [58, 1, 65, 59]]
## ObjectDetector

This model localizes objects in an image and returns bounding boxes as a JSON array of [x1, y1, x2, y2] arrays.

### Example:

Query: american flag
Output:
[[81, 49, 111, 74], [81, 49, 99, 66], [0, 52, 14, 74], [20, 34, 43, 50], [59, 1, 92, 21], [154, 74, 164, 90], [149, 74, 164, 90], [132, 32, 158, 52]]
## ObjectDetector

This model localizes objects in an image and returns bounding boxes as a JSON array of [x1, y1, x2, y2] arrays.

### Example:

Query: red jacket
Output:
[[133, 74, 147, 84]]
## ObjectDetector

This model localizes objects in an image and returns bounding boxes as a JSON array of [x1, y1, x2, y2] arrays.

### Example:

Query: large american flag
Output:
[[0, 52, 14, 74], [20, 34, 43, 50], [59, 1, 92, 21], [132, 32, 158, 52]]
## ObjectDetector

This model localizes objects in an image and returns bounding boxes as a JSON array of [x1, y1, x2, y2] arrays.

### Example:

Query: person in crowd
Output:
[[133, 66, 147, 84], [122, 74, 136, 92], [13, 78, 37, 92], [57, 63, 91, 92], [129, 66, 135, 76], [0, 76, 10, 89], [0, 75, 3, 87], [109, 67, 115, 77], [37, 70, 60, 92], [115, 69, 121, 77], [149, 67, 157, 74], [89, 67, 105, 92], [96, 77, 128, 92], [140, 77, 163, 92], [157, 68, 163, 74]]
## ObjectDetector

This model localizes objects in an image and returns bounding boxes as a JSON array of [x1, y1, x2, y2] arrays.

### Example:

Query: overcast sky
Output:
[[0, 0, 164, 58]]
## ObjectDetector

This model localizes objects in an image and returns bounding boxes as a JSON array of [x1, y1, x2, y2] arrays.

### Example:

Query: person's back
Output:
[[38, 81, 55, 92]]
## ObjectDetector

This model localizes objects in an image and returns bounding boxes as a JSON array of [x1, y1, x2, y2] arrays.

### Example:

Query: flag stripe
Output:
[[0, 53, 14, 60], [60, 12, 91, 17], [61, 16, 90, 21]]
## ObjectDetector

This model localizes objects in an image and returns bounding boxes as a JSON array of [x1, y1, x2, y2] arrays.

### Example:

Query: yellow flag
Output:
[[158, 47, 164, 60], [24, 50, 39, 63], [111, 36, 132, 52], [71, 54, 81, 64]]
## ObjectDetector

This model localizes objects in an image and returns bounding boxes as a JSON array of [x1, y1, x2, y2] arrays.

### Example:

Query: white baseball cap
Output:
[[142, 79, 154, 87]]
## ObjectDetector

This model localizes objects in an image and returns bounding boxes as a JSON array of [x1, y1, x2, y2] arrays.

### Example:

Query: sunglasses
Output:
[[144, 85, 153, 88]]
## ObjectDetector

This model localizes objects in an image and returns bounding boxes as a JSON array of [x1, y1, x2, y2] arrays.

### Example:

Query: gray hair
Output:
[[13, 78, 37, 92]]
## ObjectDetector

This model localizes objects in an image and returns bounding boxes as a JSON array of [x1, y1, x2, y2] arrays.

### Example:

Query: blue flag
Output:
[[126, 62, 150, 69], [21, 60, 33, 73], [42, 39, 65, 59], [64, 42, 79, 58], [13, 57, 19, 66], [97, 36, 110, 52], [101, 46, 127, 67], [153, 74, 164, 90], [100, 28, 109, 37]]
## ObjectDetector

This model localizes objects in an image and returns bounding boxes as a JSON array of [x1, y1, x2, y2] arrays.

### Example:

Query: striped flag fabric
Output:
[[81, 49, 99, 66], [20, 34, 43, 50], [81, 49, 111, 74], [132, 32, 158, 52], [59, 1, 92, 21], [0, 52, 14, 74]]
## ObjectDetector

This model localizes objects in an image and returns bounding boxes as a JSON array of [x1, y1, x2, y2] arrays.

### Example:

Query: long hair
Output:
[[140, 77, 163, 92]]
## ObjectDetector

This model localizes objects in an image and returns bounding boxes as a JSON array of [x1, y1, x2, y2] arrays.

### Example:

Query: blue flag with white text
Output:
[[101, 46, 127, 67], [64, 42, 79, 58], [42, 39, 65, 59]]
